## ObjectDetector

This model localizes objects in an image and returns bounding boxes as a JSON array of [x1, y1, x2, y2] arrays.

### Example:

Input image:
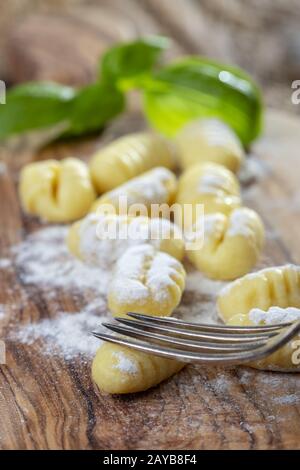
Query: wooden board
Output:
[[0, 109, 300, 450], [1, 1, 300, 450]]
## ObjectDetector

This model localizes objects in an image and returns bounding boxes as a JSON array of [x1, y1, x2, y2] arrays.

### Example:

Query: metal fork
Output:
[[92, 313, 300, 365]]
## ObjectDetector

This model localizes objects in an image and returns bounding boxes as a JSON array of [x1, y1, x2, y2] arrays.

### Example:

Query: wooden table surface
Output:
[[0, 1, 300, 450]]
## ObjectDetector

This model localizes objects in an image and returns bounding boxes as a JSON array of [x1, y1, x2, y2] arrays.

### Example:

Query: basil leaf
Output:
[[142, 57, 263, 146], [0, 82, 75, 140], [100, 36, 170, 87], [0, 81, 124, 141], [65, 82, 125, 136]]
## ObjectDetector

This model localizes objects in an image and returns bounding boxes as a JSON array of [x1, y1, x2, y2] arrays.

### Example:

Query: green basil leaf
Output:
[[65, 82, 125, 137], [0, 82, 75, 140], [142, 57, 263, 146], [0, 81, 125, 141], [100, 36, 170, 88]]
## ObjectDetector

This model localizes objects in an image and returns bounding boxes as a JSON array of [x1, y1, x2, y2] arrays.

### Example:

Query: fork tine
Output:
[[92, 320, 300, 365], [101, 322, 267, 352], [114, 317, 278, 342], [126, 312, 290, 334]]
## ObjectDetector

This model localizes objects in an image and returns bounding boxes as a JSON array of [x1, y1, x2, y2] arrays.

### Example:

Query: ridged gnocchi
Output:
[[89, 132, 175, 193], [187, 208, 265, 280], [217, 265, 300, 322], [67, 213, 185, 268], [175, 119, 245, 173], [226, 307, 300, 371], [176, 162, 241, 226], [92, 342, 184, 394], [218, 265, 300, 371], [19, 158, 96, 222], [90, 167, 177, 217], [108, 244, 186, 317]]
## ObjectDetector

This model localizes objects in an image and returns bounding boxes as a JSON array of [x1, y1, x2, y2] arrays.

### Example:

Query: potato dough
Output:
[[217, 264, 300, 322], [175, 119, 245, 173], [218, 265, 300, 371], [19, 158, 96, 222], [92, 342, 184, 394], [176, 162, 241, 226], [108, 244, 186, 318], [90, 167, 177, 217], [89, 132, 175, 193], [227, 307, 300, 372], [92, 244, 186, 394], [187, 208, 265, 280], [67, 213, 185, 268]]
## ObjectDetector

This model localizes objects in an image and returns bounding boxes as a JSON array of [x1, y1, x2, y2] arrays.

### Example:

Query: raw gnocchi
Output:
[[186, 208, 265, 280], [90, 167, 177, 217], [176, 162, 241, 226], [217, 265, 300, 371], [227, 307, 300, 372], [92, 342, 184, 394], [175, 119, 245, 173], [67, 213, 185, 268], [108, 244, 186, 317], [89, 132, 175, 193], [217, 264, 300, 322], [19, 158, 96, 222]]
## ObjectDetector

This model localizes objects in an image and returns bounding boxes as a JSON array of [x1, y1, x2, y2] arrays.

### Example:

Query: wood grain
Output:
[[0, 1, 300, 450], [0, 109, 299, 450]]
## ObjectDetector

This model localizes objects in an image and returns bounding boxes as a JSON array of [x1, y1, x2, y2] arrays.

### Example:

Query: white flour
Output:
[[198, 172, 231, 195], [238, 156, 269, 185], [77, 213, 182, 269], [105, 166, 171, 206], [10, 301, 108, 360], [13, 226, 110, 293], [249, 306, 300, 325], [5, 226, 111, 359], [4, 226, 298, 363], [227, 208, 256, 238], [112, 352, 138, 375], [109, 244, 182, 304], [202, 213, 224, 240], [0, 258, 12, 269], [2, 226, 223, 360]]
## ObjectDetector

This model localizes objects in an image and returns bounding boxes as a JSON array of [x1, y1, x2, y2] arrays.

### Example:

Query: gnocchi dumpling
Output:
[[92, 342, 184, 394], [90, 167, 177, 217], [19, 158, 96, 222], [186, 208, 265, 280], [227, 307, 300, 372], [217, 264, 300, 322], [175, 119, 245, 173], [176, 163, 241, 226], [67, 213, 185, 269], [108, 244, 186, 317], [89, 132, 175, 193]]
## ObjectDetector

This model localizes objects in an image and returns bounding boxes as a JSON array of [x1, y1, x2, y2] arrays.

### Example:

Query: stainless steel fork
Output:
[[92, 313, 300, 365]]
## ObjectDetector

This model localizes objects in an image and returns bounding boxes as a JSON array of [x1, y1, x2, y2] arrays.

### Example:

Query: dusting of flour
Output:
[[10, 301, 107, 360], [112, 352, 138, 375], [13, 226, 110, 293], [104, 166, 171, 206], [2, 226, 225, 360], [249, 306, 300, 325], [6, 226, 112, 359], [109, 244, 182, 304]]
